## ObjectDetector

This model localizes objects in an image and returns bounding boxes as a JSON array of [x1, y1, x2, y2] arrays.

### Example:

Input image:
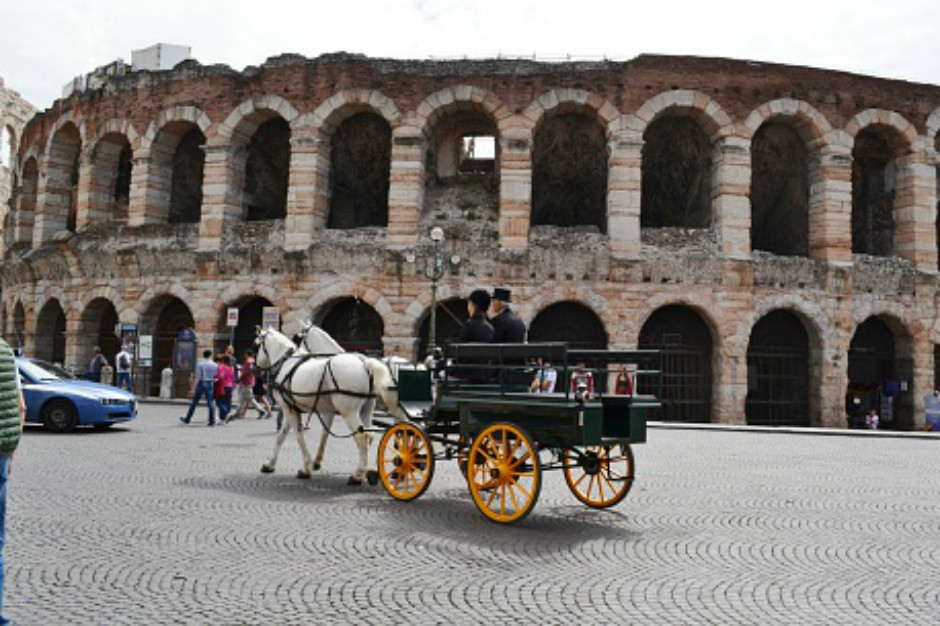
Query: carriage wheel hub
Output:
[[581, 452, 601, 475]]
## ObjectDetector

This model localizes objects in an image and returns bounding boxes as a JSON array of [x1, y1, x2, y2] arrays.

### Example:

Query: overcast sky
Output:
[[3, 0, 940, 109]]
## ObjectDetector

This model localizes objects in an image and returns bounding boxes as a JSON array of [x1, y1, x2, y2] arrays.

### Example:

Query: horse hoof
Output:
[[261, 465, 274, 474], [313, 462, 322, 471], [366, 470, 379, 486], [296, 470, 311, 479], [347, 476, 363, 486]]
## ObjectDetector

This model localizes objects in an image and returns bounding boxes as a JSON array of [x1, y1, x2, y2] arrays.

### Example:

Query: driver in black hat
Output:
[[453, 289, 495, 383], [490, 287, 526, 343]]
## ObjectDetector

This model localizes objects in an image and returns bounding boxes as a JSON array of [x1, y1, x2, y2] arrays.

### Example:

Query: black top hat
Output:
[[468, 289, 491, 312], [492, 288, 511, 303]]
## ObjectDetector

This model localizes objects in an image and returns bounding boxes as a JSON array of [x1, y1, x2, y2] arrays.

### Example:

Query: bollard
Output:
[[101, 364, 114, 385], [160, 367, 174, 399]]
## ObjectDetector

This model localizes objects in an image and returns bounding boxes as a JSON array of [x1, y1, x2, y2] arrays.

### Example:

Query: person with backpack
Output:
[[115, 345, 133, 392], [86, 347, 108, 383]]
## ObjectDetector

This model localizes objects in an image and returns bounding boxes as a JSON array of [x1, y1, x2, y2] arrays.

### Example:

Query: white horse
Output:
[[293, 322, 417, 472], [255, 327, 392, 485]]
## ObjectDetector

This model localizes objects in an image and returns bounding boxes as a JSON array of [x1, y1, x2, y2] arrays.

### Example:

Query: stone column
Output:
[[285, 131, 326, 250], [711, 134, 751, 260], [74, 149, 97, 229], [498, 127, 531, 251], [809, 142, 853, 263], [910, 328, 933, 430], [198, 142, 242, 250], [128, 152, 161, 226], [894, 148, 937, 271], [387, 127, 426, 250], [714, 333, 748, 425], [607, 132, 642, 258]]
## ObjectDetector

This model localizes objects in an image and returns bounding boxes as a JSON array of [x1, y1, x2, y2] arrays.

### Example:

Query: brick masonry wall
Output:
[[4, 54, 940, 429]]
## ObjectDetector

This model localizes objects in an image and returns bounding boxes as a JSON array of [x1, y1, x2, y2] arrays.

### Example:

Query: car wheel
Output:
[[42, 399, 79, 433]]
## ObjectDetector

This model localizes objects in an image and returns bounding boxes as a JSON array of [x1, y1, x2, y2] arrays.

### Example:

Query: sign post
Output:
[[262, 307, 280, 330], [227, 307, 239, 348]]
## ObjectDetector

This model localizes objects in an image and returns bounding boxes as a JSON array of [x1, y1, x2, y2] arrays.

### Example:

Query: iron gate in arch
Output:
[[745, 310, 810, 427]]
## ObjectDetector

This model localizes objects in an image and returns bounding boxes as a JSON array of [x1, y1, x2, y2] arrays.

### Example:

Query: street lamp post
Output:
[[426, 226, 445, 356]]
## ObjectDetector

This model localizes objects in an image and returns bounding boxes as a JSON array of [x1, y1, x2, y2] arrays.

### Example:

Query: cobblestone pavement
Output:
[[5, 403, 939, 625]]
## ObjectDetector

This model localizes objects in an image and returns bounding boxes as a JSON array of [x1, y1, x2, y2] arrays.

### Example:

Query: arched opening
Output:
[[79, 298, 119, 378], [847, 317, 911, 429], [150, 122, 205, 224], [328, 112, 391, 228], [45, 122, 82, 234], [750, 121, 810, 256], [531, 112, 607, 232], [244, 117, 290, 221], [89, 133, 132, 224], [935, 133, 940, 270], [528, 301, 607, 349], [143, 297, 195, 397], [317, 297, 384, 356], [416, 297, 468, 360], [35, 299, 67, 365], [746, 310, 810, 427], [217, 296, 274, 360], [11, 302, 25, 351], [0, 126, 13, 168], [17, 157, 38, 244], [852, 128, 899, 256], [641, 116, 711, 229], [423, 108, 499, 224], [638, 305, 713, 423]]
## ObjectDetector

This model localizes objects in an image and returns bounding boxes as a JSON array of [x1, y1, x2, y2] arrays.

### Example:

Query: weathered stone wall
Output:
[[0, 79, 37, 257], [4, 53, 940, 430]]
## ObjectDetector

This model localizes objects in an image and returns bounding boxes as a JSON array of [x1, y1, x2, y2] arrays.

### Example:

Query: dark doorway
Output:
[[150, 298, 195, 398], [319, 298, 384, 356], [328, 113, 391, 228], [641, 116, 711, 228], [852, 129, 895, 256], [638, 305, 713, 423], [219, 297, 275, 362], [81, 298, 120, 370], [746, 310, 811, 427], [35, 300, 67, 365], [531, 113, 607, 232], [750, 121, 810, 256], [528, 302, 607, 349], [168, 126, 206, 224], [244, 117, 290, 221], [847, 317, 905, 429]]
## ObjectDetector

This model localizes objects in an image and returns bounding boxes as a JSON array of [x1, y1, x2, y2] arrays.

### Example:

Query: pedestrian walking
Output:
[[86, 346, 108, 382], [216, 354, 235, 424], [234, 349, 266, 419], [181, 349, 219, 426], [0, 337, 26, 626], [114, 344, 133, 392]]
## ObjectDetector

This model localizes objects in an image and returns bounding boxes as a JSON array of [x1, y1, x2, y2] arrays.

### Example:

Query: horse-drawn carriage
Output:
[[255, 326, 660, 525]]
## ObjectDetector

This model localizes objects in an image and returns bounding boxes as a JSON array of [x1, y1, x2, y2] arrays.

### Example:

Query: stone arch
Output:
[[35, 297, 67, 364], [638, 304, 716, 423], [310, 89, 401, 134], [414, 296, 469, 360], [88, 123, 137, 225], [78, 297, 120, 375], [745, 309, 813, 427], [141, 106, 212, 151], [418, 86, 506, 221], [295, 284, 393, 333], [16, 156, 39, 244], [526, 90, 618, 234], [743, 99, 833, 145], [41, 118, 84, 236], [314, 296, 385, 355], [846, 311, 916, 430], [139, 293, 196, 397], [633, 91, 732, 231], [528, 300, 608, 349], [216, 98, 298, 222], [847, 111, 916, 258], [144, 109, 211, 224]]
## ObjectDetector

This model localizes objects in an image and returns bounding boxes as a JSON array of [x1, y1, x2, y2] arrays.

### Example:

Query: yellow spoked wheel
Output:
[[378, 423, 435, 501], [562, 444, 635, 509], [467, 423, 541, 524]]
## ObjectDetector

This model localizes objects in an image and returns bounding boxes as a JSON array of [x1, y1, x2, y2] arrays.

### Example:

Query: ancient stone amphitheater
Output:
[[3, 53, 940, 429]]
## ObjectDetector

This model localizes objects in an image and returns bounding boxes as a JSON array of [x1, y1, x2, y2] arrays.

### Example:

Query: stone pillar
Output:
[[285, 131, 326, 250], [498, 127, 531, 251], [128, 153, 161, 226], [74, 149, 96, 229], [714, 333, 748, 425], [911, 329, 933, 431], [894, 149, 937, 271], [809, 142, 853, 263], [387, 127, 426, 249], [607, 132, 642, 258], [198, 142, 242, 250], [712, 135, 751, 260]]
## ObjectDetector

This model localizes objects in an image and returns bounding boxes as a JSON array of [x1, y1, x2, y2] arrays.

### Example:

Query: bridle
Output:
[[254, 330, 295, 377]]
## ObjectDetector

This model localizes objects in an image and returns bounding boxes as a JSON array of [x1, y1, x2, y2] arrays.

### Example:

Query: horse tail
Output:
[[363, 357, 402, 420]]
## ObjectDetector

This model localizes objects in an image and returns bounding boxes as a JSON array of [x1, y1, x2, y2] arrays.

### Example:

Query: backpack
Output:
[[119, 353, 130, 370]]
